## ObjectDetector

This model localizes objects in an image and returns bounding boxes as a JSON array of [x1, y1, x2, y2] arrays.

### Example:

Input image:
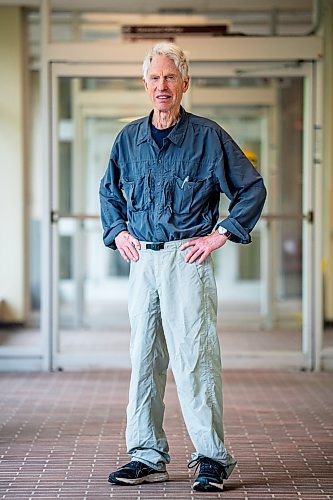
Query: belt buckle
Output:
[[147, 243, 165, 251]]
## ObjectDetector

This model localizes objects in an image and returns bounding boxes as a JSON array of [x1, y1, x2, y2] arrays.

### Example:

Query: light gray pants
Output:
[[126, 239, 236, 478]]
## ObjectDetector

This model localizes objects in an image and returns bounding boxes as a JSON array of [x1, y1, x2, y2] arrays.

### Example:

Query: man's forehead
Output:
[[148, 55, 179, 71]]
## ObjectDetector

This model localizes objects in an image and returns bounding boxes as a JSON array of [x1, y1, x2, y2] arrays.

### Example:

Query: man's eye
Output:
[[150, 76, 159, 81], [166, 76, 176, 81]]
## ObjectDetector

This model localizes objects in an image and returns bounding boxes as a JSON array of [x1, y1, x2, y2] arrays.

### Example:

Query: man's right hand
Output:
[[115, 231, 141, 263]]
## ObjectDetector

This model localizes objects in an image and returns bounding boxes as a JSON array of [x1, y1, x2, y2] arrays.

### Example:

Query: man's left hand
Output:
[[179, 231, 229, 264]]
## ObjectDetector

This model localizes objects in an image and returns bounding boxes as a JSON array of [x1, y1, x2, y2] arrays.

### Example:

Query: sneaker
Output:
[[188, 457, 226, 492], [108, 460, 169, 486]]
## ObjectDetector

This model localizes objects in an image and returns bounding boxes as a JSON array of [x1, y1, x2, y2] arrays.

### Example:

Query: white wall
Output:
[[323, 0, 333, 322], [0, 7, 26, 321]]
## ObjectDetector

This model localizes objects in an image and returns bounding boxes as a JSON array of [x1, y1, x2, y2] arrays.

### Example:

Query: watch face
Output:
[[218, 226, 231, 239]]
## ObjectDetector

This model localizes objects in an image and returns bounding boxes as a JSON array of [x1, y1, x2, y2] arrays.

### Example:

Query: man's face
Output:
[[143, 54, 189, 114]]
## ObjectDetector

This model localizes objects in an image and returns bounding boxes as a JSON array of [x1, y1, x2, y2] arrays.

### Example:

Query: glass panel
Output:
[[191, 76, 303, 351], [26, 9, 314, 48], [56, 77, 149, 353], [55, 72, 304, 359]]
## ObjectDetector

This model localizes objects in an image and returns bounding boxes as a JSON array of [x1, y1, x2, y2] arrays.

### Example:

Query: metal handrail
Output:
[[52, 211, 312, 222]]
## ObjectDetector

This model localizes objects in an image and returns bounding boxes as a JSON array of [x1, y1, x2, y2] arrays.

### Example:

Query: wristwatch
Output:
[[217, 226, 232, 239]]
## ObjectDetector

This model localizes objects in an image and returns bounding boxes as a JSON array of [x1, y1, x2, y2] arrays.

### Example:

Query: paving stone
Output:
[[0, 370, 332, 499]]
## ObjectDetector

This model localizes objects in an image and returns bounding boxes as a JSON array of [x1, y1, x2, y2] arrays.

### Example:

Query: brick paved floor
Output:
[[0, 370, 332, 499]]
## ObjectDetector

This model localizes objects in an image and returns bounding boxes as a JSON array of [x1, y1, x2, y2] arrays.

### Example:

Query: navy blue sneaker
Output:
[[108, 460, 169, 486], [188, 457, 227, 492]]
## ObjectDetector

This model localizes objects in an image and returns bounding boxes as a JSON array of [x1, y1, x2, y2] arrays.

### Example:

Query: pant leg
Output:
[[158, 246, 237, 478], [126, 251, 170, 469]]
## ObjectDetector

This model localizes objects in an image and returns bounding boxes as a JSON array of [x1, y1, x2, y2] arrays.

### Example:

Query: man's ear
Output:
[[143, 77, 148, 91], [183, 76, 190, 93]]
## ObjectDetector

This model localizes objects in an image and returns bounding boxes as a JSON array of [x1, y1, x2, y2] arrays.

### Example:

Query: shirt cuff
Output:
[[103, 222, 127, 250], [218, 218, 252, 244]]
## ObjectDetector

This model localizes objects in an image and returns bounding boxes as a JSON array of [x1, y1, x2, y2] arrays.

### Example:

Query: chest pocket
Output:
[[172, 176, 212, 214], [122, 175, 150, 212]]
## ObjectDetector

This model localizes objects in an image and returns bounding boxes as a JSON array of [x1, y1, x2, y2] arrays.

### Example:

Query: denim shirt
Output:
[[99, 106, 266, 249]]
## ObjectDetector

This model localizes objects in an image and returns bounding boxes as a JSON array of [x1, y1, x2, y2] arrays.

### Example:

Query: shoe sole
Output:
[[193, 480, 224, 492], [109, 471, 169, 486]]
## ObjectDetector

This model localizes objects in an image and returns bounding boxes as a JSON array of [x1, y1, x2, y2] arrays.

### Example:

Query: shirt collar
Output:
[[136, 106, 189, 147]]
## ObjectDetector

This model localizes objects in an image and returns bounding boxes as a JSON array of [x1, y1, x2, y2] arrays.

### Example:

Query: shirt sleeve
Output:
[[215, 136, 267, 244], [99, 151, 128, 250]]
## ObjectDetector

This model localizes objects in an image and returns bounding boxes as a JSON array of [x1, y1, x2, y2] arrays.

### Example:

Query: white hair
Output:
[[142, 42, 189, 81]]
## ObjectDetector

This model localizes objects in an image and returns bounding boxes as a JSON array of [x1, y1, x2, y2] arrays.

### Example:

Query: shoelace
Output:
[[188, 457, 226, 478]]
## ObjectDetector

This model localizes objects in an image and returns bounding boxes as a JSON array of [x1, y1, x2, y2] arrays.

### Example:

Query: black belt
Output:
[[145, 243, 165, 251]]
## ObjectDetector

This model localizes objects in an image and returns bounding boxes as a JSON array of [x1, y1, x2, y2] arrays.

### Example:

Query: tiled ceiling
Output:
[[0, 0, 313, 13]]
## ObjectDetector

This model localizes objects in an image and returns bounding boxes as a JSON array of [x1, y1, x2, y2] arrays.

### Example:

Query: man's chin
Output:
[[153, 103, 179, 114]]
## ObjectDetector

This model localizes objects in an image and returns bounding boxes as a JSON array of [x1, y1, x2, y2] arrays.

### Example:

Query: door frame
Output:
[[37, 0, 323, 372], [44, 58, 322, 371]]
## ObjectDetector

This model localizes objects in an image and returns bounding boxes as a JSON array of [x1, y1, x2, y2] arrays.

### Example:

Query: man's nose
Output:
[[157, 77, 168, 90]]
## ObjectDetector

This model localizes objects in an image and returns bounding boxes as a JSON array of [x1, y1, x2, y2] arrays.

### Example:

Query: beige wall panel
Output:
[[323, 1, 333, 321], [0, 7, 25, 322]]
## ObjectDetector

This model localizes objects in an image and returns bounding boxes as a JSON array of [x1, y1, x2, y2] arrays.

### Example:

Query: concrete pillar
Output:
[[0, 7, 26, 322]]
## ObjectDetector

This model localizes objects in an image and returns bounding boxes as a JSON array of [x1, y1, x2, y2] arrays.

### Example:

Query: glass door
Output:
[[50, 62, 315, 370], [51, 67, 151, 369], [190, 75, 306, 362]]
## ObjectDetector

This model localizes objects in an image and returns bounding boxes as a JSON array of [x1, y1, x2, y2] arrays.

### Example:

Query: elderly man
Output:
[[100, 42, 266, 492]]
